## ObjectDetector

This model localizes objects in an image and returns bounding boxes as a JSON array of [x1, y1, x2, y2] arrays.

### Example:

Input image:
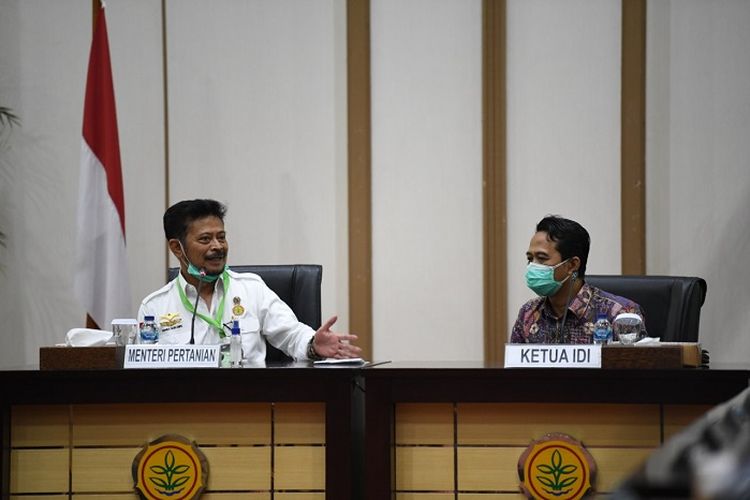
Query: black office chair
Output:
[[167, 264, 322, 361], [584, 275, 707, 342]]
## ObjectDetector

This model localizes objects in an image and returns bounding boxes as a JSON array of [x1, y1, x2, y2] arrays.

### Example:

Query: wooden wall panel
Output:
[[457, 447, 524, 491], [71, 496, 137, 500], [202, 495, 270, 500], [396, 494, 455, 500], [395, 447, 454, 491], [11, 496, 69, 500], [72, 403, 271, 446], [11, 405, 69, 447], [274, 446, 325, 490], [458, 403, 660, 447], [71, 448, 141, 492], [458, 495, 525, 499], [395, 403, 454, 445], [663, 404, 712, 441], [275, 403, 325, 444], [68, 492, 271, 499], [202, 447, 271, 490], [275, 494, 325, 500], [10, 449, 69, 494], [589, 448, 652, 492]]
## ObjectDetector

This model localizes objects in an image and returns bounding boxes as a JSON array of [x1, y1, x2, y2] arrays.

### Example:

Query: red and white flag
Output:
[[74, 4, 131, 329]]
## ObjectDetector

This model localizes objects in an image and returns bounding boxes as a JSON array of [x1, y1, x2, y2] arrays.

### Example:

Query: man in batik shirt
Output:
[[510, 216, 645, 344]]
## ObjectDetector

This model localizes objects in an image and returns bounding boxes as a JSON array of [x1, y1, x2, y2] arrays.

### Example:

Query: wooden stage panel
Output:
[[71, 402, 272, 446], [275, 493, 326, 499], [662, 404, 712, 441], [457, 447, 524, 491], [10, 449, 69, 494], [395, 446, 454, 491], [11, 405, 69, 447], [275, 402, 326, 444], [396, 403, 454, 445], [275, 445, 326, 491], [396, 494, 456, 500], [71, 447, 140, 492], [589, 447, 652, 492], [458, 403, 661, 447], [202, 446, 272, 490], [10, 496, 69, 500]]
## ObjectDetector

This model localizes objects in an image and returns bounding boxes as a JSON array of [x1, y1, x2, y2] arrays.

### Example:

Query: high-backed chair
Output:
[[584, 275, 707, 342], [167, 264, 322, 361]]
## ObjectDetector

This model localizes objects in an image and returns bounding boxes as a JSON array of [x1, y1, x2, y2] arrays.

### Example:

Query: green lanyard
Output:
[[177, 271, 231, 337]]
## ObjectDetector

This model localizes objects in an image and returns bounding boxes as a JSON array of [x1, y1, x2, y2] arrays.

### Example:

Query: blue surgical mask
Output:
[[525, 259, 571, 297]]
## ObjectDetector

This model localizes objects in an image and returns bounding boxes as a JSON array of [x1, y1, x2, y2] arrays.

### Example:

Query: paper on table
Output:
[[313, 357, 366, 365], [635, 337, 660, 345], [65, 328, 113, 347]]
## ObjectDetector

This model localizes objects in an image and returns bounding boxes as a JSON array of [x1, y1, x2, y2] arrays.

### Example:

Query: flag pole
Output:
[[85, 0, 100, 330]]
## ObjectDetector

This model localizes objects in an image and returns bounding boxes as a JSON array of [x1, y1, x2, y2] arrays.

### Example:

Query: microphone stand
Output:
[[189, 270, 205, 345]]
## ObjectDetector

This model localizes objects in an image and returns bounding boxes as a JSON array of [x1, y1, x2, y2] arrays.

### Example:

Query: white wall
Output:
[[506, 0, 623, 334], [165, 0, 349, 329], [371, 0, 483, 361], [0, 0, 90, 367], [0, 0, 347, 368], [647, 0, 750, 363]]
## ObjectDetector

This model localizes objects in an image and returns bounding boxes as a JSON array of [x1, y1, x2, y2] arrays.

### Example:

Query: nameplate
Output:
[[504, 344, 602, 368], [124, 345, 221, 369]]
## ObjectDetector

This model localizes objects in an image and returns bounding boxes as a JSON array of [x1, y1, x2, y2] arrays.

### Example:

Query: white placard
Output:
[[124, 344, 221, 369], [504, 344, 602, 369]]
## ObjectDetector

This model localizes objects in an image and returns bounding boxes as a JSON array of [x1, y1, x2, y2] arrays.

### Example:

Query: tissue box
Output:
[[601, 342, 702, 369], [602, 344, 682, 369], [39, 346, 124, 370]]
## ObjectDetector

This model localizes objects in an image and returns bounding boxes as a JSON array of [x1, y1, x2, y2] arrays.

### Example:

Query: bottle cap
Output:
[[144, 315, 155, 321], [232, 320, 240, 335]]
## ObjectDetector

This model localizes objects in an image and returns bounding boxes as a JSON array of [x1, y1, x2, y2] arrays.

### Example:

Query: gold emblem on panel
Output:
[[518, 433, 596, 500], [132, 434, 208, 500]]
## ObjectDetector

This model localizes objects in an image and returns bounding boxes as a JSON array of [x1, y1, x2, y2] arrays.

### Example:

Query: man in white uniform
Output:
[[138, 199, 360, 363]]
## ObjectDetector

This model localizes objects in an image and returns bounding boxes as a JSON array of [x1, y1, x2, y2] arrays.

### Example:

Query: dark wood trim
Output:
[[621, 0, 647, 274], [347, 0, 373, 361], [162, 0, 171, 278], [87, 1, 100, 330], [0, 403, 9, 499], [482, 0, 508, 363]]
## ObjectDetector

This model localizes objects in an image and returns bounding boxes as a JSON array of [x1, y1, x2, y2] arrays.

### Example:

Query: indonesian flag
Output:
[[74, 4, 132, 329]]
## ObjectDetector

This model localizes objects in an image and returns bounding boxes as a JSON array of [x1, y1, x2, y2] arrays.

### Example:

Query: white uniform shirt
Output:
[[137, 269, 315, 362]]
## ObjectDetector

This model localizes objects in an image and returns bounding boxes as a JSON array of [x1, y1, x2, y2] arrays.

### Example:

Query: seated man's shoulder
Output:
[[227, 269, 265, 284], [518, 296, 545, 315], [592, 286, 642, 315], [141, 281, 174, 305]]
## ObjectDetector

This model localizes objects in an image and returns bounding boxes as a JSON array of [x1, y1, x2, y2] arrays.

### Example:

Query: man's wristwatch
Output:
[[307, 337, 324, 361]]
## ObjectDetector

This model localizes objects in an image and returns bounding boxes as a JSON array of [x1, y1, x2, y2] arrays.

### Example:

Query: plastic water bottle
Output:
[[593, 313, 612, 345], [230, 320, 242, 367], [140, 315, 160, 344]]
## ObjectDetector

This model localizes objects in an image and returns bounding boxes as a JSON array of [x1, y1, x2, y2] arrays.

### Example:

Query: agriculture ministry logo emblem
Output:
[[517, 433, 596, 500], [132, 434, 208, 499]]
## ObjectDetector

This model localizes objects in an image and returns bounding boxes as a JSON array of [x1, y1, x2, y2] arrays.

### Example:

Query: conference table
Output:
[[2, 360, 748, 499]]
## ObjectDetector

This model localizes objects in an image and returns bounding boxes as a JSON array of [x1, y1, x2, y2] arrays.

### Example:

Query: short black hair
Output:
[[163, 199, 227, 241], [536, 215, 590, 278]]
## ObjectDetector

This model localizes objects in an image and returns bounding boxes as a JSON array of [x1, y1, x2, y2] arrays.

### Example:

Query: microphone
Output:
[[189, 268, 206, 345]]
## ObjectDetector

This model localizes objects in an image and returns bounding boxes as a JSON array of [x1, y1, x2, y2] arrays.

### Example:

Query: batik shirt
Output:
[[510, 282, 645, 344]]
